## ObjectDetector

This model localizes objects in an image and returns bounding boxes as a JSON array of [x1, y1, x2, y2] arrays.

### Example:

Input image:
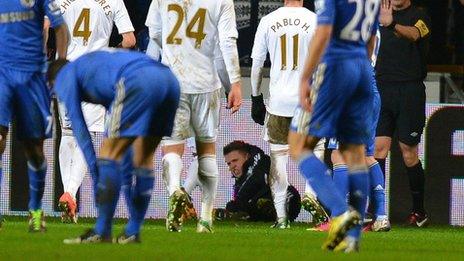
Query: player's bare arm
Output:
[[54, 23, 69, 60], [380, 0, 428, 42], [299, 25, 332, 112]]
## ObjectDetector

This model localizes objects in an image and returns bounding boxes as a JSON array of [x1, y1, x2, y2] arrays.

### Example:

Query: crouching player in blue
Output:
[[288, 0, 380, 252], [0, 0, 68, 232], [47, 49, 180, 243]]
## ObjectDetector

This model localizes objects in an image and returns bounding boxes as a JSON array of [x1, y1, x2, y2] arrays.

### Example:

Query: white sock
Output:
[[269, 143, 290, 220], [162, 153, 182, 196], [198, 155, 218, 223], [59, 136, 86, 199], [305, 139, 325, 198], [183, 156, 199, 194]]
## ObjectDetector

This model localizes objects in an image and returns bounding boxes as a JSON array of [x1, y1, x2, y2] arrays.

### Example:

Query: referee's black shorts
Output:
[[376, 81, 426, 146]]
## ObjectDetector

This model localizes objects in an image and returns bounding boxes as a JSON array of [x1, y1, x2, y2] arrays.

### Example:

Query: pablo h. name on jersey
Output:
[[59, 0, 112, 16], [270, 17, 312, 33]]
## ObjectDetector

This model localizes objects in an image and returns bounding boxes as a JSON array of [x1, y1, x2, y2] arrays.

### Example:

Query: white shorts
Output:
[[163, 89, 220, 145], [58, 102, 105, 134]]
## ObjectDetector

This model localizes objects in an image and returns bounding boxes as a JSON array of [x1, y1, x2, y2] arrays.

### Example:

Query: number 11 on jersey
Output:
[[280, 33, 299, 70]]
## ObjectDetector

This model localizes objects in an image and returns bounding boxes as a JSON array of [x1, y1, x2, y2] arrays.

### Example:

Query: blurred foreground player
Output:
[[0, 0, 68, 232], [146, 0, 242, 233], [329, 31, 390, 232], [48, 50, 180, 243], [53, 0, 136, 224], [289, 0, 380, 252]]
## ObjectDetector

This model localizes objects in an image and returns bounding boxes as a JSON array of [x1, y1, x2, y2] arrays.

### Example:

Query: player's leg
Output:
[[195, 141, 218, 232], [334, 59, 376, 252], [266, 114, 291, 228], [366, 156, 390, 232], [191, 90, 221, 233], [119, 136, 161, 243], [331, 146, 349, 201], [183, 154, 199, 194], [366, 91, 390, 232], [58, 135, 84, 223], [14, 71, 52, 232], [288, 108, 349, 220], [161, 93, 192, 232], [374, 81, 397, 180], [398, 82, 428, 227], [302, 139, 330, 228]]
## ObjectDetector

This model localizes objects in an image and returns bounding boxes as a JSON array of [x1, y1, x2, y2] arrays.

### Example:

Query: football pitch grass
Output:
[[1, 217, 464, 260]]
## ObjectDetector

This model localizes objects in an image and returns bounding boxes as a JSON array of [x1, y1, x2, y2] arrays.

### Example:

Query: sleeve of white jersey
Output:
[[251, 17, 268, 63], [145, 0, 162, 43], [217, 0, 241, 84], [250, 17, 268, 96], [113, 0, 135, 34]]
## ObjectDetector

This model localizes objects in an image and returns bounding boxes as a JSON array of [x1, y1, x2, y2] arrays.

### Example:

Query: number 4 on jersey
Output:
[[73, 8, 92, 46]]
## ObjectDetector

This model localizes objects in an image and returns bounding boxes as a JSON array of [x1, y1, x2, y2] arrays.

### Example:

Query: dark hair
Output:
[[223, 140, 250, 156], [47, 58, 69, 83]]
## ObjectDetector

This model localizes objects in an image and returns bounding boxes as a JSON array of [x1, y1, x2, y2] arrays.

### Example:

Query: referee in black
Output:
[[375, 0, 431, 227]]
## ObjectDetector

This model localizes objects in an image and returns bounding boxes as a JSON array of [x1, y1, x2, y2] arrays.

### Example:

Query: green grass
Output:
[[1, 217, 464, 260]]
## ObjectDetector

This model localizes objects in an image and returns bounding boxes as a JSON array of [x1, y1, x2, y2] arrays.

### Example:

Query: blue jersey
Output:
[[0, 0, 64, 72], [55, 50, 180, 176], [316, 0, 380, 61]]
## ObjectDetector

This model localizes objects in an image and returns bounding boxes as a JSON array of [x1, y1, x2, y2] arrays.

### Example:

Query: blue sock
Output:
[[347, 168, 369, 239], [369, 162, 386, 218], [121, 149, 134, 216], [125, 168, 154, 236], [333, 164, 349, 202], [94, 159, 122, 237], [298, 153, 347, 217], [27, 161, 47, 211]]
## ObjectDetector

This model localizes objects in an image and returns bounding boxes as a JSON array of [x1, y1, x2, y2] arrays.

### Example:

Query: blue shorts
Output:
[[0, 67, 51, 140], [327, 92, 380, 156], [308, 58, 374, 145], [105, 66, 180, 138]]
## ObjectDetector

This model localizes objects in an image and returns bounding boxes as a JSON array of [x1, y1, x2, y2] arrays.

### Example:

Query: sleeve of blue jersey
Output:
[[43, 0, 65, 27], [315, 0, 335, 25], [55, 67, 98, 176]]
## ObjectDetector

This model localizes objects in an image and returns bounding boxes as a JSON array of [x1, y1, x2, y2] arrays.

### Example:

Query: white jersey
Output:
[[57, 0, 134, 61], [57, 0, 134, 133], [146, 0, 240, 94], [251, 7, 317, 117]]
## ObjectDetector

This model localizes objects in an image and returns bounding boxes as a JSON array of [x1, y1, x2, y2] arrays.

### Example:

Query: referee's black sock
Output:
[[406, 161, 425, 215], [375, 158, 386, 175]]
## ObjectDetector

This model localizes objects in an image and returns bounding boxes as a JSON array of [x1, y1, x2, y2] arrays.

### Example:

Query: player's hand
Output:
[[251, 94, 266, 125], [380, 0, 393, 26], [227, 82, 242, 114], [299, 79, 312, 112]]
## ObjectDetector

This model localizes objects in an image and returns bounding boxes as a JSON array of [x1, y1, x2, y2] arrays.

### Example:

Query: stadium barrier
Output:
[[0, 100, 463, 225]]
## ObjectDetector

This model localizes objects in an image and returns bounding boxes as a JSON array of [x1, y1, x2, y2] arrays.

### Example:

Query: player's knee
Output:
[[400, 145, 419, 167], [198, 154, 218, 178]]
